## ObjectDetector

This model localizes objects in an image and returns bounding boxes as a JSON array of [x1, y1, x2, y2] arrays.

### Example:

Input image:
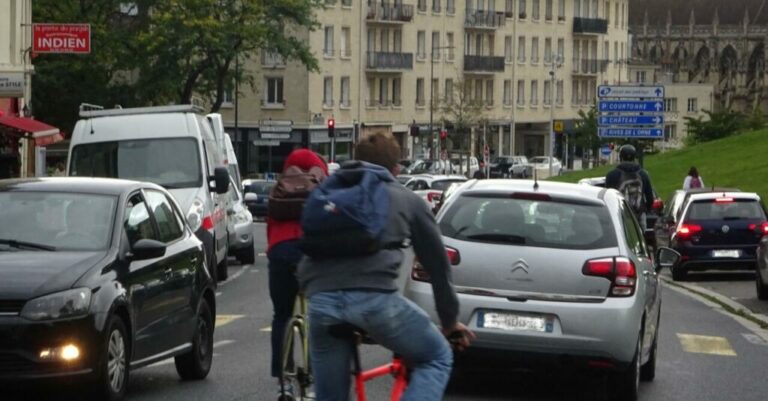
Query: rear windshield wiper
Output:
[[466, 233, 527, 245], [0, 239, 57, 251]]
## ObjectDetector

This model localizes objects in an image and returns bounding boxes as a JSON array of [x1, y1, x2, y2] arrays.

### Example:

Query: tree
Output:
[[31, 0, 152, 131], [438, 78, 486, 156], [138, 0, 323, 111], [684, 109, 744, 145], [30, 0, 323, 131], [572, 105, 603, 168]]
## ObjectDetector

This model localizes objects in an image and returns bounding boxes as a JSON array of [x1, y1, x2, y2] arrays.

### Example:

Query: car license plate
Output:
[[713, 250, 740, 258], [478, 312, 550, 333]]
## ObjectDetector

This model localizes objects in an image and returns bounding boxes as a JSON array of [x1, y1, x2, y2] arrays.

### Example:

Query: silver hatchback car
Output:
[[405, 180, 679, 400]]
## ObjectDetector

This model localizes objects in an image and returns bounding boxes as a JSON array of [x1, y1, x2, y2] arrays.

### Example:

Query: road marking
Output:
[[260, 326, 272, 332], [677, 334, 737, 356], [742, 333, 768, 346], [216, 314, 245, 328], [250, 269, 260, 273], [147, 353, 223, 368], [258, 252, 267, 257], [213, 340, 235, 348], [215, 292, 222, 297]]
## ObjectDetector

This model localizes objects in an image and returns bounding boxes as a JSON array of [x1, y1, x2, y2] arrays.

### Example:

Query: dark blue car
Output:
[[243, 179, 275, 220], [670, 192, 767, 281]]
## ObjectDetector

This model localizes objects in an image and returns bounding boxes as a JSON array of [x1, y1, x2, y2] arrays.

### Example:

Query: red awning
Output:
[[0, 115, 64, 146]]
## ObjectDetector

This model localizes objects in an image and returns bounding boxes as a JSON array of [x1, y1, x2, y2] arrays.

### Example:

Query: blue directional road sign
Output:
[[600, 146, 612, 156], [597, 85, 664, 99], [599, 115, 664, 126], [598, 128, 664, 139], [598, 100, 664, 113]]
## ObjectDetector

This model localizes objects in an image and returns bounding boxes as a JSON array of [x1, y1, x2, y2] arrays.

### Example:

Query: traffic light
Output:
[[410, 124, 419, 137], [440, 129, 448, 140], [327, 118, 335, 138]]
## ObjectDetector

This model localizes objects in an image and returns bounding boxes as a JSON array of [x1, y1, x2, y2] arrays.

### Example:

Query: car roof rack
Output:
[[79, 104, 205, 118]]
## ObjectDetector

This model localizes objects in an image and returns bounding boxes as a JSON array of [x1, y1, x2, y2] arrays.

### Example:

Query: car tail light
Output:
[[412, 247, 460, 282], [748, 222, 768, 236], [202, 215, 214, 231], [652, 199, 664, 211], [676, 223, 702, 239], [426, 191, 442, 203], [582, 257, 637, 297], [715, 197, 734, 203]]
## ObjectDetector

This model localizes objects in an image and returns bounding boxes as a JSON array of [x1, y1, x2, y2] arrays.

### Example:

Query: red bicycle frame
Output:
[[353, 356, 408, 401]]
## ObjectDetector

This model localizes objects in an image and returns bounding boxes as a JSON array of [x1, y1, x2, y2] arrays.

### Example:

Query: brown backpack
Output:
[[267, 165, 326, 220]]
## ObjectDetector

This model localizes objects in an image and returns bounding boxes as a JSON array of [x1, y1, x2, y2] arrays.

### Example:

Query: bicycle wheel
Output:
[[280, 317, 313, 400]]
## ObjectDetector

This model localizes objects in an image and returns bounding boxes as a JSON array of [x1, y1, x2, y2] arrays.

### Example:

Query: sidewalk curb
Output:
[[661, 276, 768, 331]]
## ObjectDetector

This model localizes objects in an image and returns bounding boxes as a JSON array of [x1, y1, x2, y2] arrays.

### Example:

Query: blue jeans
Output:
[[308, 290, 453, 401], [267, 240, 303, 378]]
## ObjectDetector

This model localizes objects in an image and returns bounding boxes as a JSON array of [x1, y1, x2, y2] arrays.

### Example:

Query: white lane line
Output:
[[213, 340, 235, 348], [147, 352, 224, 368], [220, 264, 250, 287], [215, 292, 223, 297], [743, 333, 768, 346], [250, 269, 260, 273]]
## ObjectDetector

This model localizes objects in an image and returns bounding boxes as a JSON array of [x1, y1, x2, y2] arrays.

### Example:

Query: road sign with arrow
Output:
[[596, 85, 665, 140]]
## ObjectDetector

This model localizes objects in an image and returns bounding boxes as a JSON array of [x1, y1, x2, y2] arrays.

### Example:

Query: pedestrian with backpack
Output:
[[605, 144, 655, 229], [683, 166, 704, 190], [266, 149, 328, 397], [297, 133, 474, 401]]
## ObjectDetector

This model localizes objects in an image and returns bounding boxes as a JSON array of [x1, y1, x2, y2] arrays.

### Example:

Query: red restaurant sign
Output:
[[32, 24, 91, 54]]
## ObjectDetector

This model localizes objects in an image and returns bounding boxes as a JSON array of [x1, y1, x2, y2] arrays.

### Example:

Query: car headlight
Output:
[[234, 210, 250, 224], [187, 198, 205, 232], [21, 288, 92, 321]]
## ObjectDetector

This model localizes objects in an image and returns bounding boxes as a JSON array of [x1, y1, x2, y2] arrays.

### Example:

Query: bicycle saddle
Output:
[[328, 323, 376, 344]]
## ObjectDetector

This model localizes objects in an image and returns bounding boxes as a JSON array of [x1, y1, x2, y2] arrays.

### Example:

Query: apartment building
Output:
[[218, 0, 630, 174], [627, 60, 714, 149]]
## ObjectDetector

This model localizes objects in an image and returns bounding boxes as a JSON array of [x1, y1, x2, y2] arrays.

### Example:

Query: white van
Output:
[[223, 133, 241, 188], [67, 105, 232, 282]]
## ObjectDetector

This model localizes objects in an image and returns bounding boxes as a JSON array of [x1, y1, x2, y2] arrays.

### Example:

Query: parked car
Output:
[[0, 178, 216, 401], [530, 156, 563, 176], [226, 179, 255, 265], [68, 105, 231, 282], [489, 156, 531, 178], [405, 179, 679, 400], [406, 159, 456, 175], [653, 188, 742, 250], [451, 156, 480, 177], [668, 191, 766, 281], [404, 174, 468, 210], [396, 174, 414, 185], [242, 179, 275, 220]]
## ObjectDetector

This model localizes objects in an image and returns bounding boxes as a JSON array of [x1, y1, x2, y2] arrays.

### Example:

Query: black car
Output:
[[243, 179, 275, 220], [0, 178, 215, 400], [654, 187, 742, 250], [668, 191, 766, 281]]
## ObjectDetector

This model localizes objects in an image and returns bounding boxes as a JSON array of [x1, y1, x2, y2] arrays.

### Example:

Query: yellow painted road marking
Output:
[[215, 314, 245, 328], [260, 326, 272, 332], [677, 334, 737, 356]]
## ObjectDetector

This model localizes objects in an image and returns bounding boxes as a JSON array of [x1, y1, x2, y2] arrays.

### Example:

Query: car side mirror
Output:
[[244, 192, 258, 202], [211, 167, 230, 194], [130, 239, 167, 261], [655, 247, 680, 271]]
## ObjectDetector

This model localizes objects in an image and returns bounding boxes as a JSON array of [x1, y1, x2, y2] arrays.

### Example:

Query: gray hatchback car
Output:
[[405, 180, 679, 400]]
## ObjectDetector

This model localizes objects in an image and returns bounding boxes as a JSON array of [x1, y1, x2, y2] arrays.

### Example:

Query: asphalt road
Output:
[[5, 222, 768, 401], [658, 269, 768, 316]]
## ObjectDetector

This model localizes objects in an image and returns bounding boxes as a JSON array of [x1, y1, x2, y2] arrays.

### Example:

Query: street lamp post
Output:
[[548, 54, 563, 178], [429, 45, 454, 171]]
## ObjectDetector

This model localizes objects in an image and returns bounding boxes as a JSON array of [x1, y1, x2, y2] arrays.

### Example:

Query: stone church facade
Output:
[[630, 1, 768, 113]]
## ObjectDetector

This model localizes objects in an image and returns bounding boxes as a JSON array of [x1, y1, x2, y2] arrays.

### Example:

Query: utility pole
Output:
[[548, 53, 563, 178], [429, 45, 454, 172]]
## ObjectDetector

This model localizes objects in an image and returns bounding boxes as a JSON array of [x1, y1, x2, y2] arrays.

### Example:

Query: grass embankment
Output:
[[551, 129, 768, 201]]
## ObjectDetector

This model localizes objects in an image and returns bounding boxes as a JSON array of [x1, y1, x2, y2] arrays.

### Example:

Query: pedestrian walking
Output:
[[298, 133, 474, 401], [265, 149, 327, 398], [683, 166, 704, 190]]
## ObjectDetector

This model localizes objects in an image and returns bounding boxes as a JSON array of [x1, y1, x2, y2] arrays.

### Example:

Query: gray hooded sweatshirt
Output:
[[297, 162, 460, 329]]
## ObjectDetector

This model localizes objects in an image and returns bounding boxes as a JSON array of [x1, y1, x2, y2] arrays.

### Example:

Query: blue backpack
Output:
[[300, 161, 392, 259]]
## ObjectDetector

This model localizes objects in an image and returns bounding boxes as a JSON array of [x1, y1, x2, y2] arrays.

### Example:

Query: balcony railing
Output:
[[572, 59, 609, 74], [366, 51, 414, 70], [573, 17, 608, 34], [261, 52, 285, 67], [465, 10, 506, 29], [366, 3, 415, 22], [463, 55, 505, 72]]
